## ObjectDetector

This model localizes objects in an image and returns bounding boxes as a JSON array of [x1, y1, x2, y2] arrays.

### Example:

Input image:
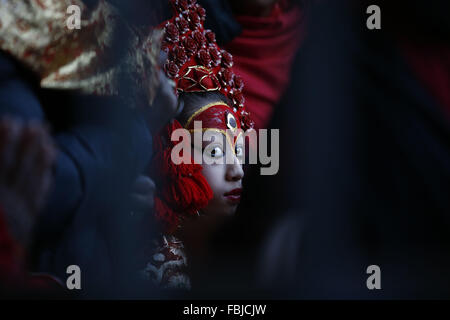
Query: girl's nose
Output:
[[226, 157, 244, 182]]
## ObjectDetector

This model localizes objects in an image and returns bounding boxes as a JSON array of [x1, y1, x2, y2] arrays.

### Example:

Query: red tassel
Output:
[[151, 120, 213, 233]]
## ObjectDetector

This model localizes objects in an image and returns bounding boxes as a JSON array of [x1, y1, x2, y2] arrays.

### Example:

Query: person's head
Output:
[[178, 91, 244, 217]]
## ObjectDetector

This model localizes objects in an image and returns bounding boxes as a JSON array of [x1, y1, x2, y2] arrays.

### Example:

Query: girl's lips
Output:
[[224, 188, 242, 196], [224, 188, 242, 204]]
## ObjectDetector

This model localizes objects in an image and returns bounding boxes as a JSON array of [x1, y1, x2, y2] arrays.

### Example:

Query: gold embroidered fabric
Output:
[[0, 0, 161, 106]]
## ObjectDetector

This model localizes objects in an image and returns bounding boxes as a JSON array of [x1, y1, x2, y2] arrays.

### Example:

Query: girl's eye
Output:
[[209, 146, 224, 158], [235, 146, 243, 157]]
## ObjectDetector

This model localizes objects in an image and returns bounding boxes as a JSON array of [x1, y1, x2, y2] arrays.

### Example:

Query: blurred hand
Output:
[[0, 118, 56, 247]]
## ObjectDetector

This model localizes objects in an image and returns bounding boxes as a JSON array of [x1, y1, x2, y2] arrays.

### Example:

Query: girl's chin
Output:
[[202, 198, 239, 217]]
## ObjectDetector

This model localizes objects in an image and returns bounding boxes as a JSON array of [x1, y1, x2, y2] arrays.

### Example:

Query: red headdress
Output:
[[161, 0, 254, 130], [151, 0, 254, 234]]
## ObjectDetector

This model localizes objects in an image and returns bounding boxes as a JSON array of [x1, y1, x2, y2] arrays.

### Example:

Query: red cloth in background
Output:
[[225, 1, 305, 129], [401, 41, 450, 119]]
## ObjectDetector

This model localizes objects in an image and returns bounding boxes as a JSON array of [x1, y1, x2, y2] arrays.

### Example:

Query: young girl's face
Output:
[[191, 131, 244, 217]]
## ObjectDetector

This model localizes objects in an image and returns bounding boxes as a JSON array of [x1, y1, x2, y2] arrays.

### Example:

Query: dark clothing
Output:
[[257, 1, 450, 299], [0, 52, 153, 296]]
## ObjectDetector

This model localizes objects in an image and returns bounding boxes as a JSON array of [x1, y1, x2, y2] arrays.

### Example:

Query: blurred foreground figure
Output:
[[0, 0, 177, 298], [0, 118, 61, 298], [256, 0, 450, 299], [202, 0, 450, 299]]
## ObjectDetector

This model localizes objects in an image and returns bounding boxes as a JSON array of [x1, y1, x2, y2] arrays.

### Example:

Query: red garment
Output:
[[225, 1, 305, 129], [401, 40, 450, 118]]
